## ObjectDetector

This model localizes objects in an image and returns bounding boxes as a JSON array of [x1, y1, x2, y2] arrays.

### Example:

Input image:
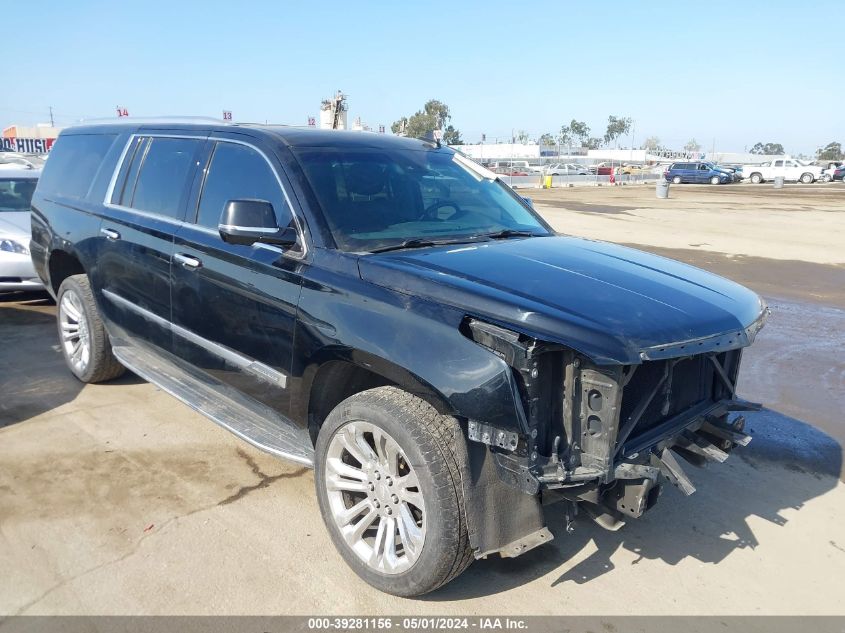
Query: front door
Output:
[[170, 136, 305, 417]]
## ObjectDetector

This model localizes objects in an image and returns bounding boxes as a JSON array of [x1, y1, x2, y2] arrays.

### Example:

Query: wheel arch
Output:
[[301, 349, 456, 444], [48, 248, 86, 296]]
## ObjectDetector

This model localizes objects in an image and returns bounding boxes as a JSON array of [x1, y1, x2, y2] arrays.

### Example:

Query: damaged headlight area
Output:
[[464, 317, 759, 533]]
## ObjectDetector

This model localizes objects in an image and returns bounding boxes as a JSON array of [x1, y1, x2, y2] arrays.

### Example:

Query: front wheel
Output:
[[314, 387, 472, 596], [750, 173, 763, 184], [56, 274, 125, 383], [710, 175, 721, 185], [800, 172, 814, 184]]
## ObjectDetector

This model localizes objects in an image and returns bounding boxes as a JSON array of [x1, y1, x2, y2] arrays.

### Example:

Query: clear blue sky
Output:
[[3, 0, 842, 154]]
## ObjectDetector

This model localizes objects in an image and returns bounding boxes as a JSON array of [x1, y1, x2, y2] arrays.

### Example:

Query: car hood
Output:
[[0, 213, 31, 239], [358, 235, 767, 365]]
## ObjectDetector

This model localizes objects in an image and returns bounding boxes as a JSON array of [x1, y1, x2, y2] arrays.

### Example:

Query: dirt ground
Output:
[[1, 183, 844, 615]]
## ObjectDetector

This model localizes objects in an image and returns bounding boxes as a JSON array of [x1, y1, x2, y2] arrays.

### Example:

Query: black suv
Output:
[[30, 121, 768, 596]]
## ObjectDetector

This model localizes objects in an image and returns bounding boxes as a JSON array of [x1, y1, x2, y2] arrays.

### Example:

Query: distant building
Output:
[[456, 143, 541, 161], [2, 124, 61, 153], [319, 91, 348, 130]]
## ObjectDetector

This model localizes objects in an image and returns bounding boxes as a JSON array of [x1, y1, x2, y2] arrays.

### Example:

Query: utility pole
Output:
[[49, 106, 54, 127]]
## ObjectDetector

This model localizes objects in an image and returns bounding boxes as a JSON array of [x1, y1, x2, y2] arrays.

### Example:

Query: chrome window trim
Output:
[[102, 289, 288, 388], [104, 135, 138, 206], [102, 202, 186, 225], [169, 221, 290, 256]]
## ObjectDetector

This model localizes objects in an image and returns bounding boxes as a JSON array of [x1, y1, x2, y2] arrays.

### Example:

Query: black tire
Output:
[[710, 175, 721, 185], [56, 274, 125, 383], [314, 386, 473, 597], [750, 173, 763, 184], [800, 172, 814, 184], [672, 175, 682, 184]]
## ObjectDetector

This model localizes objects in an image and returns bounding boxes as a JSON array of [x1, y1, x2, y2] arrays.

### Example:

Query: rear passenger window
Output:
[[195, 142, 290, 229], [36, 134, 117, 201], [126, 137, 202, 218]]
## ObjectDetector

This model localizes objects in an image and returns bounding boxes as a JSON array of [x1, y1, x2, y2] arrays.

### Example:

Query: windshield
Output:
[[294, 147, 552, 252], [0, 178, 37, 212]]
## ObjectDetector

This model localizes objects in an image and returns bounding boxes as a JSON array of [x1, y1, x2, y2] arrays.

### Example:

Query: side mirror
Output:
[[218, 199, 297, 247]]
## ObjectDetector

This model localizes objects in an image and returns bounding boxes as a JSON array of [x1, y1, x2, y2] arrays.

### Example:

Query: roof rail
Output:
[[72, 116, 232, 126]]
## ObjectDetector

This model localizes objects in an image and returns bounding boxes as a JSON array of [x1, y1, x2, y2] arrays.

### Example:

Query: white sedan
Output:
[[0, 168, 42, 293], [544, 163, 589, 175]]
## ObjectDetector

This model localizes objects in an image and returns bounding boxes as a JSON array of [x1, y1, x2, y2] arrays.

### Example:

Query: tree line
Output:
[[390, 100, 843, 161]]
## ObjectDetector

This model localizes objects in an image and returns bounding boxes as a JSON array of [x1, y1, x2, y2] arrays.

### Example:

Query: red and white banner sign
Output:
[[1, 137, 56, 153]]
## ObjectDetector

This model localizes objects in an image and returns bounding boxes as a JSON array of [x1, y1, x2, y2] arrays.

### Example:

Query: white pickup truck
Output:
[[742, 158, 825, 184]]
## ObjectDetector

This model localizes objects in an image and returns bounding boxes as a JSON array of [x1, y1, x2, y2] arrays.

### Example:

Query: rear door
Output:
[[170, 134, 306, 416], [95, 133, 206, 351]]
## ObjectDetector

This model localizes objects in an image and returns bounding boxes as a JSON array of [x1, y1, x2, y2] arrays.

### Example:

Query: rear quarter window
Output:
[[36, 134, 117, 201]]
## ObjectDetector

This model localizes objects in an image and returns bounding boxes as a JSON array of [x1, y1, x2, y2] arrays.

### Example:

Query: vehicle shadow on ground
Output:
[[0, 293, 143, 429], [424, 408, 842, 601]]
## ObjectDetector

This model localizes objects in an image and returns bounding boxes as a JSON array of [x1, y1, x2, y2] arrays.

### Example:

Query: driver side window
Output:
[[196, 141, 293, 232]]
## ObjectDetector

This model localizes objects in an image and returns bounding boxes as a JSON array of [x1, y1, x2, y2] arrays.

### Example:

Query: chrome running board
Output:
[[112, 344, 314, 467]]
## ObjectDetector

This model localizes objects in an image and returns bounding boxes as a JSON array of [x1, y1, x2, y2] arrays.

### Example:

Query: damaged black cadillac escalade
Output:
[[30, 120, 768, 596]]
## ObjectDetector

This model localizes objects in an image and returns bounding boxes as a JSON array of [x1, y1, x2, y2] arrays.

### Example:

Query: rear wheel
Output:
[[314, 386, 472, 596], [750, 173, 763, 184], [800, 172, 814, 184], [57, 274, 125, 383], [672, 175, 682, 184]]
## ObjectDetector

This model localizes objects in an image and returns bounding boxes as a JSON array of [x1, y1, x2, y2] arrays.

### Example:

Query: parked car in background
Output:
[[0, 168, 42, 292], [544, 163, 589, 175], [620, 164, 654, 175], [493, 166, 532, 177], [714, 164, 743, 183], [832, 164, 845, 182], [588, 162, 615, 175], [0, 152, 46, 170], [741, 158, 824, 184], [487, 160, 541, 173], [664, 162, 733, 185]]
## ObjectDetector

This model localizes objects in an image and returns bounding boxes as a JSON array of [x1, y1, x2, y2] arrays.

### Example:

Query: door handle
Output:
[[100, 228, 120, 240], [174, 253, 202, 269]]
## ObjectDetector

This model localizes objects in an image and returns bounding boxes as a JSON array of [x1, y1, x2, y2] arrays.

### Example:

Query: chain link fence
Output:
[[498, 173, 664, 188]]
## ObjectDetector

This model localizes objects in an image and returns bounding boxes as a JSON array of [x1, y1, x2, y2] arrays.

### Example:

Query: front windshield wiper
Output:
[[472, 229, 547, 240], [368, 230, 547, 254], [368, 237, 480, 254]]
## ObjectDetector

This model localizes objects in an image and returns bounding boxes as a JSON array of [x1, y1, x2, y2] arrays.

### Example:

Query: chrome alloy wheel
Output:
[[324, 421, 426, 574], [59, 289, 91, 374]]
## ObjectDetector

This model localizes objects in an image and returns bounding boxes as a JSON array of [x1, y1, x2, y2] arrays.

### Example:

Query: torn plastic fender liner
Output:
[[457, 434, 550, 559]]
